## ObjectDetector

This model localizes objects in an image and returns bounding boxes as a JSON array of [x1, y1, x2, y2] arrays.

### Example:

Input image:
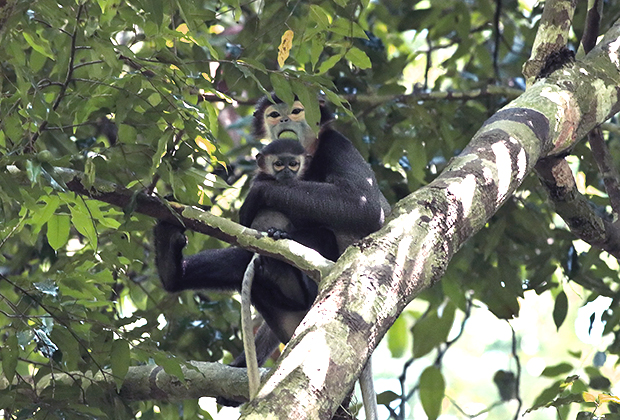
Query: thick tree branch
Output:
[[8, 166, 333, 281], [587, 127, 620, 219], [579, 0, 603, 56], [580, 1, 620, 218], [240, 18, 620, 419], [534, 0, 620, 248], [522, 0, 577, 85], [21, 362, 268, 403], [535, 156, 620, 257]]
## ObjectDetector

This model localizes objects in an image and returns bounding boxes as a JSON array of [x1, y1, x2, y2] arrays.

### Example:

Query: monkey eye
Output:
[[289, 161, 300, 170], [273, 161, 285, 171], [268, 111, 280, 118], [291, 108, 304, 115]]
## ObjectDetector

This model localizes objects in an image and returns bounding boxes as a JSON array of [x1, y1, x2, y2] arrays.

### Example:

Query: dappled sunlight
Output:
[[447, 174, 476, 218], [609, 38, 620, 68], [258, 330, 331, 400], [492, 141, 513, 200], [575, 296, 613, 345]]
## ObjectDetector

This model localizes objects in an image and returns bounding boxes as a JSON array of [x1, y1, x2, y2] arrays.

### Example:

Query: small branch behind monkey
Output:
[[578, 1, 620, 219], [359, 359, 378, 420], [587, 127, 620, 220], [535, 157, 620, 259], [241, 254, 261, 400]]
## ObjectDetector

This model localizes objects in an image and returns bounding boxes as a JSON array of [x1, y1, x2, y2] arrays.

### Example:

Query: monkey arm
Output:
[[238, 187, 265, 228], [258, 179, 386, 235], [153, 221, 254, 292], [256, 129, 389, 235]]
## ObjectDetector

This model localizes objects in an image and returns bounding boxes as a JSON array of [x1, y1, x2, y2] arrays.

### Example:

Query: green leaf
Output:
[[528, 379, 576, 412], [7, 40, 26, 66], [1, 334, 18, 383], [238, 58, 267, 73], [118, 124, 137, 144], [205, 103, 220, 141], [29, 195, 60, 233], [22, 32, 54, 59], [50, 325, 80, 371], [270, 73, 295, 106], [150, 0, 164, 26], [419, 366, 445, 420], [30, 49, 48, 73], [345, 47, 372, 69], [387, 314, 408, 358], [330, 18, 368, 39], [481, 273, 520, 319], [236, 63, 270, 97], [153, 353, 185, 382], [323, 89, 353, 119], [412, 301, 455, 358], [553, 290, 568, 330], [46, 214, 70, 250], [310, 36, 324, 71], [317, 53, 344, 75], [309, 5, 330, 30], [69, 204, 97, 249], [111, 340, 131, 390], [151, 132, 172, 175], [482, 217, 506, 260], [291, 81, 320, 134], [541, 362, 573, 377], [376, 390, 399, 406]]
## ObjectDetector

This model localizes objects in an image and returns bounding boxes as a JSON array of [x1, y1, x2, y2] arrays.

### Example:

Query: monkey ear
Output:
[[256, 153, 265, 168]]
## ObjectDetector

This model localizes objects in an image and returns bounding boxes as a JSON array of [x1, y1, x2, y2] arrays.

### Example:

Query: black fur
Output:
[[240, 126, 388, 236]]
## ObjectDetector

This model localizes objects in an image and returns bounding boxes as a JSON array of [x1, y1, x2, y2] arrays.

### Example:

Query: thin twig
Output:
[[493, 0, 503, 79], [73, 60, 105, 70], [508, 322, 522, 420], [28, 4, 85, 151]]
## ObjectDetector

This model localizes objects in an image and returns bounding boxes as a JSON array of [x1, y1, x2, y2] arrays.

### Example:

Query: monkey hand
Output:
[[266, 227, 291, 240], [153, 221, 187, 292]]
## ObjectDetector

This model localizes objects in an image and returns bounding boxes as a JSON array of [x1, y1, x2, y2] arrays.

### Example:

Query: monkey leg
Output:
[[153, 221, 254, 292]]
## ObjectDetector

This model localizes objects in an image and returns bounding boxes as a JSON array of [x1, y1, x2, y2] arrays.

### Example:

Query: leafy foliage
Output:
[[2, 0, 620, 419]]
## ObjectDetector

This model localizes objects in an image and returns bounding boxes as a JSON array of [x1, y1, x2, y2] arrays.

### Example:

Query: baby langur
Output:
[[249, 139, 312, 239], [256, 138, 311, 182], [240, 138, 313, 400]]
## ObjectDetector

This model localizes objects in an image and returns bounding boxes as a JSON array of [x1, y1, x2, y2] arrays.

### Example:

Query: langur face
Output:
[[262, 101, 315, 149]]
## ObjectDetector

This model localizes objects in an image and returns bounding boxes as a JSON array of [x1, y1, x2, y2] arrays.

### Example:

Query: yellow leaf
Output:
[[176, 23, 189, 35], [195, 136, 215, 153], [278, 30, 294, 68], [583, 392, 597, 403], [598, 394, 620, 404]]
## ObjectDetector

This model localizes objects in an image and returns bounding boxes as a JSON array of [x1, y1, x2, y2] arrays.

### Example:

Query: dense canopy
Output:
[[3, 0, 620, 419]]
